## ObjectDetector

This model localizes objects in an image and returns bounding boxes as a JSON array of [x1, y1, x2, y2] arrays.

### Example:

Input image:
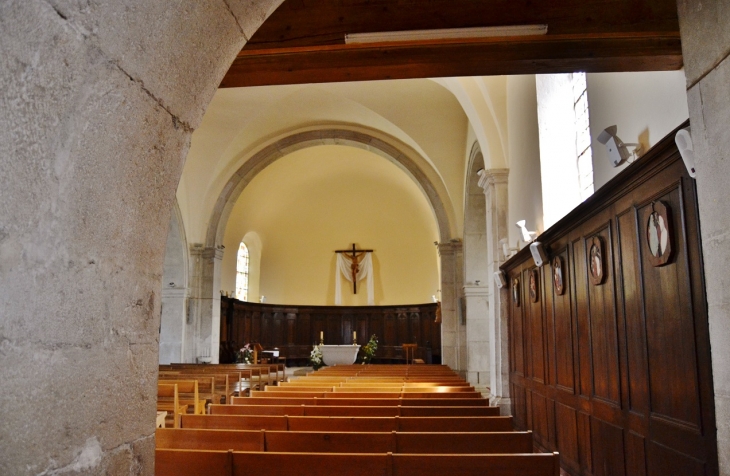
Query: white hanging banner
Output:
[[335, 251, 374, 305]]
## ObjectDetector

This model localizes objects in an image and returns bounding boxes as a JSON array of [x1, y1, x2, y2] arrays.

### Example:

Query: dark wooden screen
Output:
[[220, 299, 440, 365], [502, 122, 718, 476]]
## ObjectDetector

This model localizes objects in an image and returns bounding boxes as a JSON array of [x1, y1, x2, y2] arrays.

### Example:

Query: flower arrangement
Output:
[[310, 344, 325, 370], [236, 343, 254, 364], [359, 334, 378, 364]]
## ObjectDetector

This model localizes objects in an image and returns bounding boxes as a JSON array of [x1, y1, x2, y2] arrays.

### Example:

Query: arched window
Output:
[[235, 241, 249, 301]]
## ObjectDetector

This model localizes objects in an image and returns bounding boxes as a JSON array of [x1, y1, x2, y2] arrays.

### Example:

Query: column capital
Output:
[[194, 245, 224, 261], [463, 284, 490, 297], [477, 168, 509, 191], [437, 239, 463, 256]]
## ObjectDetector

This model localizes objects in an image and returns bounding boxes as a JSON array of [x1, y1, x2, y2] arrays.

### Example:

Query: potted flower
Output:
[[237, 343, 254, 364], [359, 335, 378, 364], [310, 344, 325, 370]]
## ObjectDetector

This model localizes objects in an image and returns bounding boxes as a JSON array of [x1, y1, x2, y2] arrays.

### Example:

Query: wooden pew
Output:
[[156, 428, 533, 454], [232, 397, 490, 407], [155, 450, 561, 476], [157, 383, 187, 429], [159, 379, 204, 415], [209, 404, 499, 417], [181, 414, 515, 432], [251, 391, 482, 399]]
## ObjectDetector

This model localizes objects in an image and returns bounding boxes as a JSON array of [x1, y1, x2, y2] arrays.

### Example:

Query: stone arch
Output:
[[188, 127, 458, 365], [205, 128, 457, 250]]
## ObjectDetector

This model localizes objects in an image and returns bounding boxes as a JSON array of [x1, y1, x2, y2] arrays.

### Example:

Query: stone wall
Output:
[[0, 1, 281, 473]]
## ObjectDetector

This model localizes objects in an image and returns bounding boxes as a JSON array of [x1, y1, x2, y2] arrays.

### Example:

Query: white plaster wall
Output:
[[220, 145, 440, 306], [506, 75, 543, 249], [587, 71, 689, 189], [179, 80, 468, 246]]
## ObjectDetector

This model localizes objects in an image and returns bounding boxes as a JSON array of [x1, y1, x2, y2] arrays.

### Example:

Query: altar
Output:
[[319, 345, 360, 366]]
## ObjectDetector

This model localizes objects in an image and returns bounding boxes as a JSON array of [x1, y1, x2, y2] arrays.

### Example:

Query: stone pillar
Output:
[[677, 2, 730, 472], [188, 245, 224, 363], [478, 168, 511, 411], [438, 240, 464, 374], [463, 284, 490, 385], [159, 286, 188, 364]]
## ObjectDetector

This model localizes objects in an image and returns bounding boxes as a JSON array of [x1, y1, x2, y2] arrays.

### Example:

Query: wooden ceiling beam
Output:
[[220, 34, 682, 88]]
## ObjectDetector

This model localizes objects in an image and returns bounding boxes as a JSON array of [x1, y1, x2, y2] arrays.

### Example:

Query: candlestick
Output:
[[320, 331, 324, 345], [353, 331, 357, 344]]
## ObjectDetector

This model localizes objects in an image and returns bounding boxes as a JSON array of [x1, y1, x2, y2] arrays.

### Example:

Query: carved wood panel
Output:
[[220, 302, 441, 364], [503, 123, 717, 476]]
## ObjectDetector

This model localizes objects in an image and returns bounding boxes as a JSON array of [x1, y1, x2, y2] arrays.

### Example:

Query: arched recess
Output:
[[159, 201, 190, 364], [462, 142, 491, 386], [205, 128, 457, 250]]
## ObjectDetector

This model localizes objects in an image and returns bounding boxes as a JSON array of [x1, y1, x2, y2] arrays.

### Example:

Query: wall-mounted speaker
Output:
[[675, 127, 696, 178], [530, 241, 547, 267]]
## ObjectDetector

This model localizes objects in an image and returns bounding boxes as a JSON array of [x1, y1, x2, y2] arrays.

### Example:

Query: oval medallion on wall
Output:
[[529, 269, 539, 303], [588, 236, 605, 285], [553, 256, 565, 295], [646, 201, 673, 267]]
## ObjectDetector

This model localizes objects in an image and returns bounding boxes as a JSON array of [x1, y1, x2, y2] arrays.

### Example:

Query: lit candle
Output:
[[320, 331, 323, 341], [353, 331, 357, 342]]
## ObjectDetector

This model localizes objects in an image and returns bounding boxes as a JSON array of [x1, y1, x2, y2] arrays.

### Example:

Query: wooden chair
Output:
[[157, 383, 187, 429]]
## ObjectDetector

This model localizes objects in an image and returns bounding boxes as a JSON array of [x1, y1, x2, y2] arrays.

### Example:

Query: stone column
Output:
[[188, 245, 224, 363], [677, 2, 730, 472], [463, 284, 490, 386], [437, 240, 464, 374], [478, 168, 511, 411]]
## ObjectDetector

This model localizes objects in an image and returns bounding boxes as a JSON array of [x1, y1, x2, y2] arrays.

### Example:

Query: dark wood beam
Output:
[[220, 34, 682, 88]]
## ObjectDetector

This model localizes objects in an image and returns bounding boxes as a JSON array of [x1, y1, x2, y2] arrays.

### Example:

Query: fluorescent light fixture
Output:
[[345, 24, 548, 44]]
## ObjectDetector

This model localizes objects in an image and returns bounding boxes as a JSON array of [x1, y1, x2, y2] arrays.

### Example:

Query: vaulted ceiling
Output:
[[220, 0, 682, 87]]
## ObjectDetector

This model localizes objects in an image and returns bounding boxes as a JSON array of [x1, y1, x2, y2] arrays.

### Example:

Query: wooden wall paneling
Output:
[[383, 312, 396, 347], [553, 248, 576, 394], [410, 311, 421, 345], [586, 223, 622, 406], [529, 268, 546, 384], [625, 431, 648, 476], [572, 237, 593, 398], [502, 124, 717, 475], [640, 187, 702, 429], [590, 417, 627, 476], [327, 313, 341, 345], [252, 311, 261, 344], [555, 402, 581, 473], [617, 207, 650, 418], [646, 440, 706, 476], [531, 391, 550, 447], [512, 275, 525, 377], [396, 311, 409, 345], [577, 412, 593, 474]]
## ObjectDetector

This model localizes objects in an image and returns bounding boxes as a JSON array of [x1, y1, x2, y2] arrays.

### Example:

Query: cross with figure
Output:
[[335, 243, 373, 294]]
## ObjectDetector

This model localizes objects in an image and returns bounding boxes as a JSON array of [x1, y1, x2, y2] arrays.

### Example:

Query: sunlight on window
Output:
[[235, 241, 249, 301], [536, 72, 594, 229]]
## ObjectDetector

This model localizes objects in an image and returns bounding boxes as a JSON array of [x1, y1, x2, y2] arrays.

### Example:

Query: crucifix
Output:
[[335, 243, 373, 294]]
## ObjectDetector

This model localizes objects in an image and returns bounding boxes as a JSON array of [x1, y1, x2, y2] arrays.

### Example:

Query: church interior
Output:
[[2, 1, 730, 475]]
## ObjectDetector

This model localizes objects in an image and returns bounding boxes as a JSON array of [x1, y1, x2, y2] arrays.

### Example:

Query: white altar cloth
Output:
[[320, 345, 361, 366]]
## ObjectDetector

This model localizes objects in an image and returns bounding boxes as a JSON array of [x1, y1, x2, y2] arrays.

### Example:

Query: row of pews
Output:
[[157, 363, 284, 428], [156, 364, 559, 475]]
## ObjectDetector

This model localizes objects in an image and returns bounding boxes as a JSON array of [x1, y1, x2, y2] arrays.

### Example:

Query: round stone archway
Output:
[[188, 127, 461, 368]]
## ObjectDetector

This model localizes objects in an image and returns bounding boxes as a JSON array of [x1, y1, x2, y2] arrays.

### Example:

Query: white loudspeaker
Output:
[[494, 271, 507, 289], [675, 127, 696, 178], [530, 241, 547, 267]]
